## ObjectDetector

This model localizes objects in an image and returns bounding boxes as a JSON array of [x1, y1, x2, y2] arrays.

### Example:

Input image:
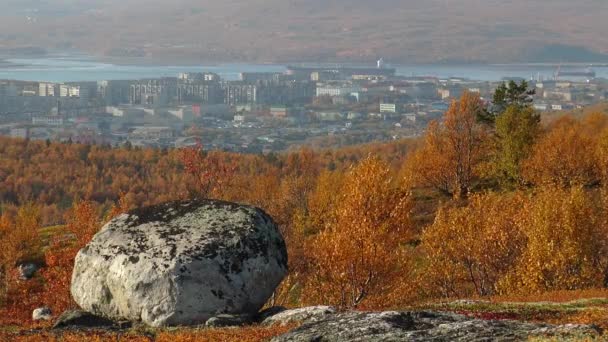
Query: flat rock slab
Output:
[[205, 314, 255, 328], [263, 306, 336, 326], [272, 311, 601, 342]]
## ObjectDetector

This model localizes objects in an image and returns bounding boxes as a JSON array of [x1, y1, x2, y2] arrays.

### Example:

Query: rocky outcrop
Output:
[[263, 306, 336, 326], [272, 311, 601, 342], [70, 199, 288, 327]]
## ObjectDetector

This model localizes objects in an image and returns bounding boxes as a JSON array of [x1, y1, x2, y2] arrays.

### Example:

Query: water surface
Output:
[[0, 55, 606, 82]]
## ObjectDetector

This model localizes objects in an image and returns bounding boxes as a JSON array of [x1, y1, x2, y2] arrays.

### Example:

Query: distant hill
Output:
[[0, 0, 607, 64]]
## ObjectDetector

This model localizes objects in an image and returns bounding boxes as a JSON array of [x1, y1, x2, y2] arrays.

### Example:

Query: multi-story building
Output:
[[240, 72, 282, 83], [98, 80, 132, 106], [257, 80, 315, 105], [222, 82, 257, 105], [177, 82, 223, 104], [176, 72, 223, 104], [67, 82, 98, 104], [39, 83, 58, 97], [316, 82, 361, 97], [130, 78, 178, 106], [179, 72, 220, 83], [60, 84, 80, 98]]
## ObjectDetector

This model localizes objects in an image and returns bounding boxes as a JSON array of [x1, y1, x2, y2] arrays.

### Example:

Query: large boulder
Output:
[[71, 199, 288, 327]]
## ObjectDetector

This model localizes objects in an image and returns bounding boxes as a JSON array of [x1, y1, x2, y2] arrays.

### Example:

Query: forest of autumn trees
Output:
[[4, 83, 608, 326]]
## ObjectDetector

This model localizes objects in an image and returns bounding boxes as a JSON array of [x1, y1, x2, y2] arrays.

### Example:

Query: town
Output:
[[0, 61, 607, 153]]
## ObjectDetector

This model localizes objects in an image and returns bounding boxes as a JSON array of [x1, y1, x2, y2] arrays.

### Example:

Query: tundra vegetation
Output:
[[3, 83, 608, 340]]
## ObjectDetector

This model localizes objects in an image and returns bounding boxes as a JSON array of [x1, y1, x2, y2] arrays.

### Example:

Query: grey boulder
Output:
[[71, 199, 288, 327], [32, 307, 52, 321], [19, 263, 39, 280]]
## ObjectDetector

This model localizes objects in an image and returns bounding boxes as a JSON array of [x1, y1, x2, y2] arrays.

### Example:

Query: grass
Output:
[[412, 289, 608, 332], [39, 225, 67, 242], [0, 323, 298, 342]]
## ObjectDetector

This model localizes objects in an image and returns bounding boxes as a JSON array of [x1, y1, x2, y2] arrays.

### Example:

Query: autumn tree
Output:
[[421, 192, 526, 298], [499, 187, 608, 294], [523, 116, 599, 187], [181, 146, 237, 198], [104, 192, 134, 222], [0, 204, 43, 269], [304, 170, 344, 236], [406, 91, 487, 198], [303, 156, 413, 309], [594, 123, 608, 185]]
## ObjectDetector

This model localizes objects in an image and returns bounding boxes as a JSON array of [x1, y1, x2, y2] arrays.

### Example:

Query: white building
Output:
[[438, 89, 451, 100], [316, 83, 361, 97], [39, 83, 57, 97], [380, 103, 398, 113], [60, 84, 80, 97]]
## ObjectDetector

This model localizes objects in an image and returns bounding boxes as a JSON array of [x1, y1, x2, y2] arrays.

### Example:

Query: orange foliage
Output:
[[499, 187, 608, 294], [406, 91, 487, 198], [7, 110, 608, 333], [303, 156, 414, 309], [181, 146, 239, 198], [421, 192, 526, 298], [0, 205, 45, 324], [523, 117, 599, 187], [423, 186, 608, 298], [40, 201, 102, 314]]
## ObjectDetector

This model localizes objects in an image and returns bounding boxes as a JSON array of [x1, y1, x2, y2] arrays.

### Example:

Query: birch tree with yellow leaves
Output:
[[406, 91, 487, 199], [303, 156, 414, 309]]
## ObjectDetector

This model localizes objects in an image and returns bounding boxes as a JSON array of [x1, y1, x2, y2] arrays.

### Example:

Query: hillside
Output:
[[0, 0, 607, 63], [4, 98, 608, 339]]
